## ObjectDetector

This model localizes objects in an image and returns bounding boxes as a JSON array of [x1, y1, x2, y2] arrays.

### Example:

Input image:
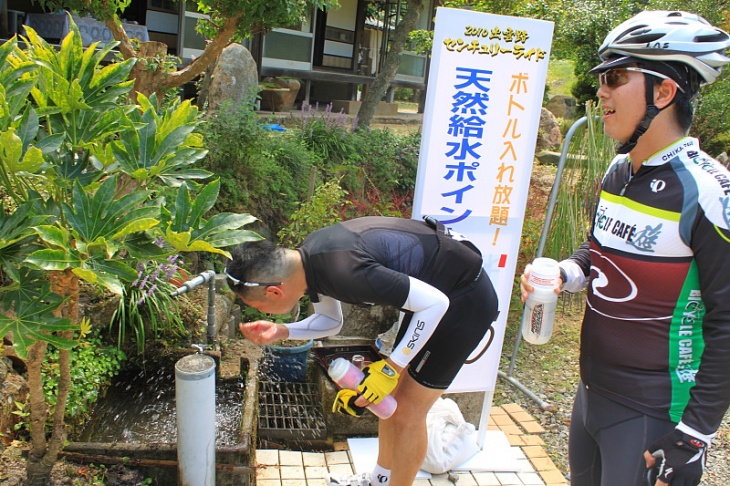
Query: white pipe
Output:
[[175, 353, 216, 485]]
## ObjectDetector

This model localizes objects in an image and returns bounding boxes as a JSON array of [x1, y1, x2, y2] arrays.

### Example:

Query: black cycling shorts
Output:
[[569, 382, 677, 486], [394, 272, 499, 389]]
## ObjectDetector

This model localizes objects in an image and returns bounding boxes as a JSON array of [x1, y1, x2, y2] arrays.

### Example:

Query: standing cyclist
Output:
[[521, 10, 730, 486], [226, 216, 499, 486]]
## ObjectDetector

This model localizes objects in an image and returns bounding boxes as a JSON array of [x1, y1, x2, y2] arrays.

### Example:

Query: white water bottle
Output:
[[521, 257, 560, 345], [327, 358, 397, 419]]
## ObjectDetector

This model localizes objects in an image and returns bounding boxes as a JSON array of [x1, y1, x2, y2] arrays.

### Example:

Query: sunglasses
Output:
[[224, 269, 282, 288], [598, 67, 685, 93]]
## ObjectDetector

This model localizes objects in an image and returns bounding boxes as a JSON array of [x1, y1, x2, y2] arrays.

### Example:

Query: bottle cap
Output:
[[529, 257, 560, 289], [327, 357, 350, 383]]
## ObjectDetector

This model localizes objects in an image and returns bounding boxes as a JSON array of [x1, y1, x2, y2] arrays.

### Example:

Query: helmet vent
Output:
[[620, 33, 664, 44], [695, 33, 729, 43]]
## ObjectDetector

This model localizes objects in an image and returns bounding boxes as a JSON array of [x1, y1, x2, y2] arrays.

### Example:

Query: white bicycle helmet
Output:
[[594, 10, 730, 85]]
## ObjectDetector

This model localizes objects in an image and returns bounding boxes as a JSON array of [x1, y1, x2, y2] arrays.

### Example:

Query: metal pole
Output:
[[206, 276, 216, 345], [175, 353, 216, 486], [499, 116, 589, 408]]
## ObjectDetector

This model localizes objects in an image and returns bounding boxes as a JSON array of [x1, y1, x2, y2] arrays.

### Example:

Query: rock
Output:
[[536, 150, 561, 166], [336, 304, 400, 339], [197, 43, 259, 112], [546, 94, 577, 119], [718, 151, 728, 169], [536, 108, 563, 152], [260, 77, 301, 112], [1, 372, 29, 445]]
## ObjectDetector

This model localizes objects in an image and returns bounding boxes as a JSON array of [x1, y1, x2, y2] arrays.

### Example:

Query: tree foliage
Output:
[[30, 0, 338, 99]]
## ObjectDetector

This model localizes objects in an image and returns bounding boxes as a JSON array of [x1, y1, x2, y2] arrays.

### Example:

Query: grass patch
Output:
[[547, 58, 576, 98]]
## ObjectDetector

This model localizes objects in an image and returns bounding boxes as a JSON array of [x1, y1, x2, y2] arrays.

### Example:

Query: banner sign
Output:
[[412, 8, 554, 393]]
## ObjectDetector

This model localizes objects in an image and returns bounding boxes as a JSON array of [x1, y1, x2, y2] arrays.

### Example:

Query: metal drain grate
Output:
[[258, 380, 327, 443]]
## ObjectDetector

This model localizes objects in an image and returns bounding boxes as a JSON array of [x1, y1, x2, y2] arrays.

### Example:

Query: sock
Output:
[[371, 464, 391, 486]]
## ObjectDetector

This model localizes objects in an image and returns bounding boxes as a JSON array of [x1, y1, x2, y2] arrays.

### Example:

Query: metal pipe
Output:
[[175, 354, 216, 486], [502, 116, 590, 407], [536, 116, 588, 257], [207, 275, 216, 345], [497, 371, 551, 411]]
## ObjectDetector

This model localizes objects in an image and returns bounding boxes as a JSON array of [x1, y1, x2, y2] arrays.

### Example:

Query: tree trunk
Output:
[[129, 41, 170, 101], [355, 0, 427, 129], [104, 15, 243, 101], [25, 340, 51, 486], [25, 269, 80, 485]]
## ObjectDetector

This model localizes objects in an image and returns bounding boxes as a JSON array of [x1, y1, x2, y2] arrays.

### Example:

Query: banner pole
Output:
[[476, 390, 494, 448]]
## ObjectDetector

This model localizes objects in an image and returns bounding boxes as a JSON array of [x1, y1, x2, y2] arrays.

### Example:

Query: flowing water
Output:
[[78, 364, 245, 445]]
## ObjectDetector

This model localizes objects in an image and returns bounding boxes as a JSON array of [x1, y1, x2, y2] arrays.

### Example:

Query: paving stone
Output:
[[471, 471, 501, 486], [529, 457, 558, 472], [327, 463, 354, 476], [454, 472, 478, 485], [522, 446, 548, 459], [250, 402, 571, 486], [305, 466, 329, 479], [306, 479, 328, 486], [498, 424, 523, 436], [493, 414, 518, 426], [522, 435, 546, 446], [257, 465, 281, 480], [494, 471, 523, 485], [506, 434, 527, 446], [509, 411, 534, 423], [501, 404, 526, 414], [521, 421, 546, 434], [302, 452, 327, 467], [256, 480, 282, 486], [325, 451, 351, 465], [257, 449, 280, 466], [429, 473, 455, 486], [281, 466, 305, 480], [281, 480, 308, 486], [280, 450, 304, 466], [539, 469, 569, 484], [517, 472, 545, 485]]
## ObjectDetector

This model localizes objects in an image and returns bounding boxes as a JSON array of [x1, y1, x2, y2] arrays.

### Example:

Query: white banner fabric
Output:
[[412, 8, 554, 393]]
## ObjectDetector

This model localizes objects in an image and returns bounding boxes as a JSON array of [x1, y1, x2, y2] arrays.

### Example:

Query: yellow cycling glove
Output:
[[356, 360, 399, 404], [332, 389, 366, 417]]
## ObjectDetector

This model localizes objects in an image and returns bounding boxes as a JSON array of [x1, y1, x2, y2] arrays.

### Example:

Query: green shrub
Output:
[[201, 102, 316, 233], [277, 180, 350, 248], [344, 128, 420, 218], [204, 101, 421, 237], [692, 77, 730, 156], [110, 257, 189, 355], [297, 102, 359, 166], [41, 334, 126, 429], [544, 102, 615, 260]]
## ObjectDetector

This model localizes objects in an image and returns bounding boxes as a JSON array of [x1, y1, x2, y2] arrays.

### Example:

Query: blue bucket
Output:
[[262, 339, 314, 382]]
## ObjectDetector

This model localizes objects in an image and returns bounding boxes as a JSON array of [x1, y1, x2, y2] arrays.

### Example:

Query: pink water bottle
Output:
[[327, 358, 398, 419]]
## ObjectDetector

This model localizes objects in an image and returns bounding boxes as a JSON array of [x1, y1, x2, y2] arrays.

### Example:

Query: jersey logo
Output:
[[587, 249, 674, 321], [627, 223, 662, 253], [649, 178, 666, 193], [589, 250, 637, 303], [722, 196, 730, 229]]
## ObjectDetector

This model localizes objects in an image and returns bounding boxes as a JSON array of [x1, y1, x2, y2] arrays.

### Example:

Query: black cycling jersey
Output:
[[298, 216, 483, 307], [567, 137, 730, 438]]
